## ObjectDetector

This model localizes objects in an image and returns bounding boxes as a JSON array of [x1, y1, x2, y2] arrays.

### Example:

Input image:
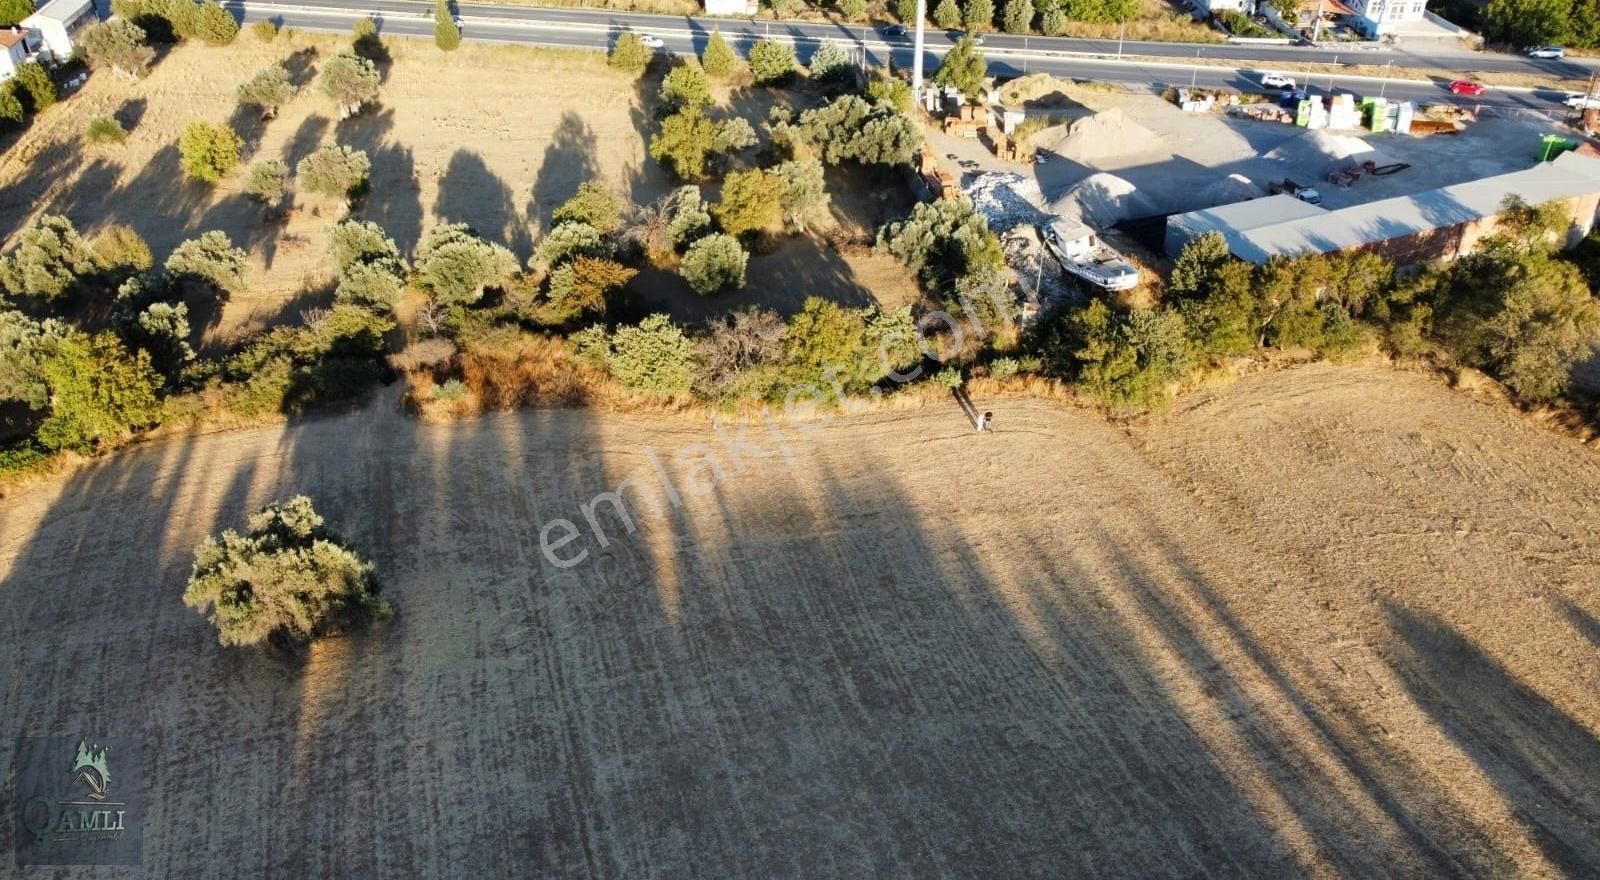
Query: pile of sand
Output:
[[1049, 172, 1159, 227], [1263, 130, 1399, 180], [1045, 108, 1160, 163], [1200, 173, 1266, 208]]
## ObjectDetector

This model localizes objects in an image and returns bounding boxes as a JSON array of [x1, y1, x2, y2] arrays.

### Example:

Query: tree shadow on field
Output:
[[1553, 596, 1600, 650], [1384, 603, 1600, 874], [283, 46, 320, 88], [115, 97, 148, 133], [437, 149, 532, 261], [335, 109, 421, 255], [528, 112, 599, 236], [0, 138, 85, 243], [100, 143, 211, 254], [282, 115, 330, 177]]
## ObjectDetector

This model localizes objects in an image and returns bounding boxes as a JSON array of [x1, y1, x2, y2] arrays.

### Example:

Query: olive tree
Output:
[[296, 145, 371, 201], [165, 230, 248, 292], [36, 331, 163, 452], [236, 64, 294, 119], [609, 314, 696, 395], [0, 215, 98, 299], [183, 496, 390, 648], [318, 51, 380, 118], [412, 223, 518, 306], [79, 20, 155, 80], [0, 310, 66, 410]]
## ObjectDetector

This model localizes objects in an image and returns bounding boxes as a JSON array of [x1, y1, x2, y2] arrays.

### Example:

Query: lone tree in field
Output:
[[434, 0, 461, 50], [412, 223, 518, 306], [701, 30, 737, 78], [608, 33, 651, 77], [79, 20, 156, 80], [236, 64, 294, 119], [935, 37, 987, 101], [165, 230, 248, 292], [178, 121, 243, 183], [183, 496, 390, 648], [318, 51, 380, 118], [296, 145, 371, 201]]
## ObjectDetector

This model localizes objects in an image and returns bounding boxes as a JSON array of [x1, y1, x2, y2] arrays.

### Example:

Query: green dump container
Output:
[[1296, 99, 1313, 127], [1539, 134, 1578, 162]]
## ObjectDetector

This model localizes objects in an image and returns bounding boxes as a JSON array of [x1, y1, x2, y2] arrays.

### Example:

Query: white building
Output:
[[21, 0, 97, 63], [1342, 0, 1428, 36], [1190, 0, 1252, 15], [702, 0, 757, 15], [0, 28, 42, 80]]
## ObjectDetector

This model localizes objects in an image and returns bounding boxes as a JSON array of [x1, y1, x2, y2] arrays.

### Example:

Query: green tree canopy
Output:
[[934, 36, 987, 100], [183, 496, 389, 647], [178, 121, 243, 183], [37, 331, 163, 451]]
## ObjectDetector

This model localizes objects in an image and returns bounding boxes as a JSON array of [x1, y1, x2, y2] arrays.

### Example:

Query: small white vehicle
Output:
[[1527, 45, 1566, 59], [639, 34, 665, 48], [1260, 72, 1297, 90], [1565, 92, 1600, 109]]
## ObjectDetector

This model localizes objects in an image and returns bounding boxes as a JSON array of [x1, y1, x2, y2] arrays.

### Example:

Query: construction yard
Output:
[[930, 74, 1572, 240], [2, 364, 1598, 876]]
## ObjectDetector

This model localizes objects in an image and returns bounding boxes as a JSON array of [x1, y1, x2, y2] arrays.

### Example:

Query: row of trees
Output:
[[1026, 198, 1600, 410], [922, 0, 1139, 35]]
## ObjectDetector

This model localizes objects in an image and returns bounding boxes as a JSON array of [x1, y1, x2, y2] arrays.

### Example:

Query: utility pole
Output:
[[1117, 19, 1124, 59], [1378, 60, 1392, 98], [1311, 0, 1325, 43], [912, 0, 927, 104], [1190, 49, 1200, 88]]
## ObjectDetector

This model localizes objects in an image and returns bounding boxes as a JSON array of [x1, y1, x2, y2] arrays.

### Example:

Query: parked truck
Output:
[[1268, 178, 1323, 206]]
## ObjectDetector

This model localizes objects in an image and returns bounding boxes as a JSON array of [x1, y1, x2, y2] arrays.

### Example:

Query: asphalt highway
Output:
[[222, 0, 1589, 113]]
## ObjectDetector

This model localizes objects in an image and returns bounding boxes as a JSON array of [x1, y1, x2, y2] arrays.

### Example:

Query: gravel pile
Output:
[[965, 172, 1049, 233], [1049, 172, 1159, 227], [1262, 131, 1399, 180], [1042, 108, 1160, 162]]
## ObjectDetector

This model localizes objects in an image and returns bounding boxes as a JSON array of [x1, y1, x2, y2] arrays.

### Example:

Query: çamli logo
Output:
[[14, 736, 144, 866]]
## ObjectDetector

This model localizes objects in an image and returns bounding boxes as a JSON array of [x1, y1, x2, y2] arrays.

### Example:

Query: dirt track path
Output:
[[1, 365, 1597, 878]]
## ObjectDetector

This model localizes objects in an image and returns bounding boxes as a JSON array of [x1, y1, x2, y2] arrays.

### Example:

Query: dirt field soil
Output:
[[2, 363, 1598, 877]]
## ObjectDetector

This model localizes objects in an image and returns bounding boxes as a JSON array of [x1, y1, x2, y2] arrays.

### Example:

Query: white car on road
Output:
[[1260, 73, 1296, 90], [1527, 45, 1566, 59], [638, 34, 665, 48], [1565, 91, 1600, 109]]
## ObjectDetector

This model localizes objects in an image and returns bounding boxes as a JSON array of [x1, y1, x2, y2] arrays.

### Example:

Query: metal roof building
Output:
[[1166, 152, 1600, 265], [1163, 194, 1326, 258]]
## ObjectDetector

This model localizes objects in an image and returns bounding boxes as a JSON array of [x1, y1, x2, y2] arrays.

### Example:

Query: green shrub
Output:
[[551, 180, 623, 235], [251, 19, 279, 41], [86, 115, 128, 146], [92, 224, 154, 273], [877, 196, 1003, 289], [668, 185, 713, 247], [178, 121, 242, 183], [713, 169, 785, 237], [184, 495, 389, 647], [609, 314, 696, 395], [649, 106, 717, 181], [166, 230, 248, 292], [0, 310, 67, 410], [933, 0, 962, 28], [0, 215, 98, 300], [810, 40, 852, 80], [749, 40, 797, 85], [702, 30, 737, 78], [193, 0, 239, 45], [80, 20, 155, 79], [533, 221, 612, 270], [37, 331, 163, 451], [965, 0, 994, 31], [839, 0, 868, 18], [793, 95, 921, 167], [608, 33, 652, 77], [413, 223, 518, 306], [434, 0, 460, 50], [660, 64, 712, 109], [14, 63, 56, 114], [680, 233, 747, 294]]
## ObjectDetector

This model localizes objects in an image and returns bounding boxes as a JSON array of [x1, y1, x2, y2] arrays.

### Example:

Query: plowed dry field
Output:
[[2, 364, 1598, 877]]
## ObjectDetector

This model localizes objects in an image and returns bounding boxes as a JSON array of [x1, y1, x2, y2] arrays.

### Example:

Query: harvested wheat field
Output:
[[2, 364, 1598, 877]]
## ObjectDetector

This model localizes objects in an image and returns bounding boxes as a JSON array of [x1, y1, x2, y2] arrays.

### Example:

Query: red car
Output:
[[1449, 80, 1487, 97]]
